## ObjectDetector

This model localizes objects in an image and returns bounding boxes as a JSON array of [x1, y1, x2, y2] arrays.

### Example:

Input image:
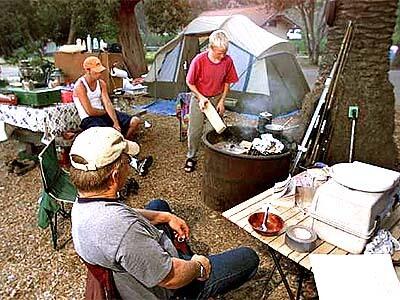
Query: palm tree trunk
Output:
[[319, 0, 397, 168]]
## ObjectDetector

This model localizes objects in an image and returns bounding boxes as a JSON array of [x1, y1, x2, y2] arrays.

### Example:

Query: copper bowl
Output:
[[248, 212, 284, 236]]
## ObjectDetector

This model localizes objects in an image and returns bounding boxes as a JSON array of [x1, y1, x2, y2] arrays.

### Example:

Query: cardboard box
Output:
[[54, 52, 123, 91]]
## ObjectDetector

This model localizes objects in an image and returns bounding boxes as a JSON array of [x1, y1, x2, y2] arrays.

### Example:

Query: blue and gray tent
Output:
[[144, 14, 309, 115]]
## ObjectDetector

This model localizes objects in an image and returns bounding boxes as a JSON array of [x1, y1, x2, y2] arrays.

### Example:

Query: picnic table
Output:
[[0, 102, 80, 144], [222, 187, 400, 299]]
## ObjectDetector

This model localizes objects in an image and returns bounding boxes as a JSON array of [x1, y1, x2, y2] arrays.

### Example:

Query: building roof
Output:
[[199, 5, 298, 28]]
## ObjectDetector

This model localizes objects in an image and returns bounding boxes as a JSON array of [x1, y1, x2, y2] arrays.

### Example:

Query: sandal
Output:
[[13, 159, 36, 176], [184, 158, 197, 173]]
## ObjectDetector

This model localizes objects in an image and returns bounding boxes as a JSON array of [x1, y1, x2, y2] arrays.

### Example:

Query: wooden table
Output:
[[222, 188, 400, 299]]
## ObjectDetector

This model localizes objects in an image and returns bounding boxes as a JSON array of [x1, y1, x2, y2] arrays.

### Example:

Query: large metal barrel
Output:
[[202, 126, 291, 211]]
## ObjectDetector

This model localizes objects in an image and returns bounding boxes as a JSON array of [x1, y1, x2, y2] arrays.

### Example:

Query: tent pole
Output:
[[154, 58, 157, 100]]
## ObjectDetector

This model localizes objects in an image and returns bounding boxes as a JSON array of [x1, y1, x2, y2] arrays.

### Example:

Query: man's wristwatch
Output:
[[196, 261, 205, 279]]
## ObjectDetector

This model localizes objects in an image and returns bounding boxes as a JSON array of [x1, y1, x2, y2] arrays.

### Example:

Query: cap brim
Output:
[[125, 140, 140, 156], [92, 65, 106, 73]]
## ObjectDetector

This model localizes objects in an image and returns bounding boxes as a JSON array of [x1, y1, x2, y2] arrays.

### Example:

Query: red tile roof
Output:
[[199, 5, 298, 28]]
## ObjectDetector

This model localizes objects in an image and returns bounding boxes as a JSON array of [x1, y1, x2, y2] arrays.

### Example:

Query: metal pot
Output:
[[265, 124, 284, 136], [257, 111, 272, 133]]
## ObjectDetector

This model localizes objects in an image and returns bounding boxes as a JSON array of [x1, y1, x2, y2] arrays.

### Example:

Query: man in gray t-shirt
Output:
[[69, 127, 259, 299]]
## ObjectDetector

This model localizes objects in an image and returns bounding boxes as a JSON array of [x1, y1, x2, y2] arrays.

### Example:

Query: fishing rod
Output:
[[307, 21, 355, 165], [291, 21, 354, 174]]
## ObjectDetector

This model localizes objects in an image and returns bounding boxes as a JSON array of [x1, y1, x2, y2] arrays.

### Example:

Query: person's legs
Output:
[[115, 111, 142, 139], [80, 115, 112, 130], [144, 200, 193, 258], [116, 110, 152, 176], [144, 199, 174, 240], [144, 199, 172, 213], [174, 247, 259, 300], [187, 94, 205, 161], [126, 116, 142, 141]]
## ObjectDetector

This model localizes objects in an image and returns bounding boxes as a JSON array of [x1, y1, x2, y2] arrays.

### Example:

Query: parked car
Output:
[[287, 28, 302, 40]]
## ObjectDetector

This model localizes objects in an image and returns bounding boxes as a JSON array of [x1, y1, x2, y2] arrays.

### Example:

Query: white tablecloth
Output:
[[0, 103, 80, 143]]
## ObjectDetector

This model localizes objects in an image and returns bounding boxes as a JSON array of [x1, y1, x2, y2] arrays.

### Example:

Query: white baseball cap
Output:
[[70, 127, 140, 171]]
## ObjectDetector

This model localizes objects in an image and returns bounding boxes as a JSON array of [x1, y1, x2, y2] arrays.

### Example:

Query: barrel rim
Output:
[[202, 126, 292, 160]]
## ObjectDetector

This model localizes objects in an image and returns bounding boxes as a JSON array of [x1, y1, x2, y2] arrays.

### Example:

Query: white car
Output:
[[287, 28, 302, 40]]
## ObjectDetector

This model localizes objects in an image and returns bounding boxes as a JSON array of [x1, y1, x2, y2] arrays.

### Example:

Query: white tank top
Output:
[[73, 76, 104, 120]]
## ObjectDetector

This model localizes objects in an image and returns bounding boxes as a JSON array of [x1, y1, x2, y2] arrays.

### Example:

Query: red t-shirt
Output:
[[186, 51, 239, 97]]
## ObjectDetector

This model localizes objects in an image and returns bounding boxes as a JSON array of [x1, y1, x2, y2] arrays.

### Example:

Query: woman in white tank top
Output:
[[73, 76, 104, 120], [72, 57, 154, 179]]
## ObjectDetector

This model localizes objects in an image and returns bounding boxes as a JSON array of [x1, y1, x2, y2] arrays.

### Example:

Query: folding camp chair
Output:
[[82, 258, 121, 300], [38, 139, 77, 249], [176, 92, 192, 141]]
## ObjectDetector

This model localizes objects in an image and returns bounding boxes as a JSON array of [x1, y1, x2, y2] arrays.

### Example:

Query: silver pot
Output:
[[265, 124, 284, 136], [257, 111, 272, 133]]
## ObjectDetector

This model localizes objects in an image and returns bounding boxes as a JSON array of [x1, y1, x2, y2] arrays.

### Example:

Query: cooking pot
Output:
[[257, 111, 272, 133], [265, 124, 284, 136]]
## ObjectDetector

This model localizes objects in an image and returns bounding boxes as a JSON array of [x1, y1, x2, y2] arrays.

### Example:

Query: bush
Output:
[[290, 39, 307, 55], [142, 33, 176, 47], [145, 51, 157, 65]]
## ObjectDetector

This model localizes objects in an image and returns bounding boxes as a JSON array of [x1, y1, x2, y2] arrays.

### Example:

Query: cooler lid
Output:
[[330, 161, 400, 192]]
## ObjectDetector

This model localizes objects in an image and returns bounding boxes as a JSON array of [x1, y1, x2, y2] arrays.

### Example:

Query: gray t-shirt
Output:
[[71, 200, 179, 300]]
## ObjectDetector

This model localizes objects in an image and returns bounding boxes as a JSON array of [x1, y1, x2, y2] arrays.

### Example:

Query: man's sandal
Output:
[[184, 158, 197, 173]]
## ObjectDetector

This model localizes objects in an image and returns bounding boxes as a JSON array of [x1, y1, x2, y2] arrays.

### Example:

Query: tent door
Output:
[[177, 35, 199, 94]]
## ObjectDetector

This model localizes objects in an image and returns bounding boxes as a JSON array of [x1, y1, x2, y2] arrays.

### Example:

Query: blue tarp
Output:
[[134, 99, 300, 119], [135, 99, 176, 116]]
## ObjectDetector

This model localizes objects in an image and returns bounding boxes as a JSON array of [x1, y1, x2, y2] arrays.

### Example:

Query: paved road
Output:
[[303, 67, 400, 106]]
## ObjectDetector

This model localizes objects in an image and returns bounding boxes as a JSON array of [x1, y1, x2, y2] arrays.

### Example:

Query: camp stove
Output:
[[309, 161, 400, 254]]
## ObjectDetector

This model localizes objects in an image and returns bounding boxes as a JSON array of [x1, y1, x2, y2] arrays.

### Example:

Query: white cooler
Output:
[[309, 161, 400, 254]]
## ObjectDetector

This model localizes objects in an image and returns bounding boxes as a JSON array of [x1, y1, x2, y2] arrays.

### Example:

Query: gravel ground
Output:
[[1, 100, 398, 300]]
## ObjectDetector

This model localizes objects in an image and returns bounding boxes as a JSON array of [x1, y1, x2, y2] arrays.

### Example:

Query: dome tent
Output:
[[144, 14, 309, 115]]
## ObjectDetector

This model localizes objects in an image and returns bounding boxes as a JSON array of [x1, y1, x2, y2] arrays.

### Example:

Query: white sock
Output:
[[129, 156, 139, 170]]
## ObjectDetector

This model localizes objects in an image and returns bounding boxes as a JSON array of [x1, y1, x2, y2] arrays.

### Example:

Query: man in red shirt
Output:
[[184, 30, 239, 172]]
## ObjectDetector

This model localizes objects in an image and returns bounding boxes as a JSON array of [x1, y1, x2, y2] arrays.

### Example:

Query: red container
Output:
[[61, 90, 73, 103], [0, 94, 17, 105]]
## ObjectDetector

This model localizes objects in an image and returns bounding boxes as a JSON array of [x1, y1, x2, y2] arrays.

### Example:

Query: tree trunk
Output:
[[118, 3, 147, 78], [303, 0, 398, 168], [67, 14, 76, 45]]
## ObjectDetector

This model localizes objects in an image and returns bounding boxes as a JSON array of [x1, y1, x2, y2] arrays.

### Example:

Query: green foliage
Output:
[[144, 0, 191, 34], [0, 0, 118, 58], [142, 33, 176, 47], [145, 51, 157, 64], [0, 0, 186, 62], [290, 39, 307, 55], [0, 0, 37, 56]]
